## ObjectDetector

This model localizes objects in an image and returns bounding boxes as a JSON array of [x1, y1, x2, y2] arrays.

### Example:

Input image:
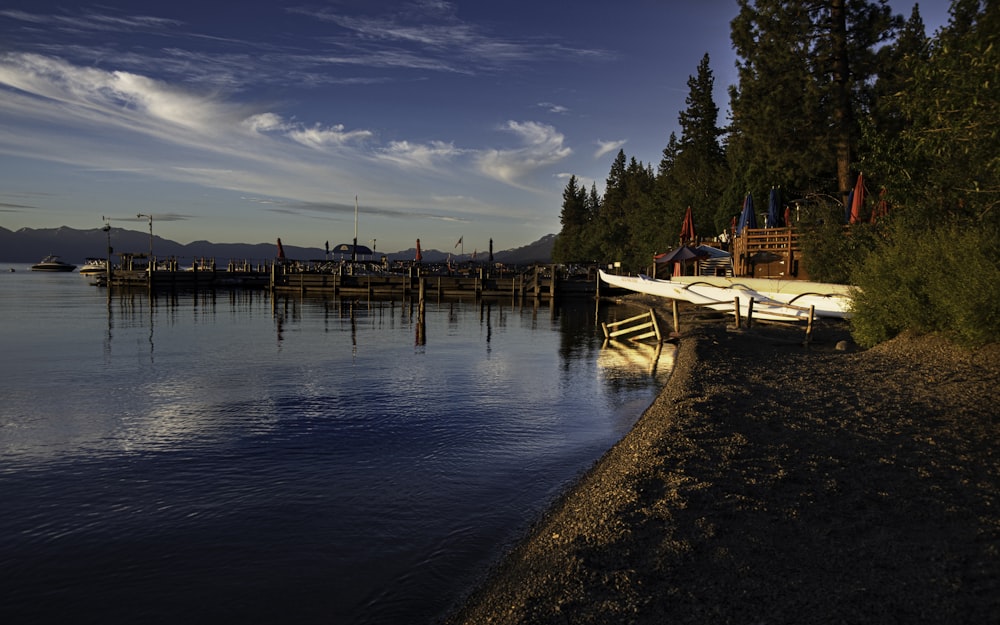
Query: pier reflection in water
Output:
[[0, 272, 673, 625]]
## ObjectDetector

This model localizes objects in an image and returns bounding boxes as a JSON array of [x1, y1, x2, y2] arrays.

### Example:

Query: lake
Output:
[[0, 269, 674, 624]]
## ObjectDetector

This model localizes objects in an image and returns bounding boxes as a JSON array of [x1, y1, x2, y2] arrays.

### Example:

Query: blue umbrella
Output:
[[736, 192, 757, 236], [766, 187, 782, 228]]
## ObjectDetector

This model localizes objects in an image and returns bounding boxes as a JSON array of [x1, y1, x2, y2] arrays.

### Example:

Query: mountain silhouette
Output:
[[1, 226, 554, 267]]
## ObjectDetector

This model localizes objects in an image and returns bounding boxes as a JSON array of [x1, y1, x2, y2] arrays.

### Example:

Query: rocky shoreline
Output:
[[445, 314, 1000, 624]]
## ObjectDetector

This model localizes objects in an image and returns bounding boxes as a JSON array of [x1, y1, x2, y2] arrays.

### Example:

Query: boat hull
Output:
[[30, 264, 77, 272], [598, 270, 852, 321], [30, 255, 77, 272]]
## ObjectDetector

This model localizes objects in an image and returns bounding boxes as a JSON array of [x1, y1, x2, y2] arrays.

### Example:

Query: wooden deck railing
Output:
[[731, 227, 801, 277]]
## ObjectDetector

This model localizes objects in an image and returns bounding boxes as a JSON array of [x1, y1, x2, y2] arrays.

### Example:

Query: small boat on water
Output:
[[78, 258, 109, 276], [598, 270, 853, 321], [30, 255, 77, 272]]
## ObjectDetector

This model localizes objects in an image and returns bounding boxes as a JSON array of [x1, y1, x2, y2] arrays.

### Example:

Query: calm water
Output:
[[0, 270, 674, 624]]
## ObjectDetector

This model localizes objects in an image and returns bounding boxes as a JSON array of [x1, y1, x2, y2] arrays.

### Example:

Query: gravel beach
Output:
[[445, 312, 1000, 624]]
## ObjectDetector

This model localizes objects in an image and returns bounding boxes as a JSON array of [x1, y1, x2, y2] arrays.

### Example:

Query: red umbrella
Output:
[[415, 238, 422, 262], [870, 187, 889, 224], [850, 173, 865, 224], [679, 206, 696, 244]]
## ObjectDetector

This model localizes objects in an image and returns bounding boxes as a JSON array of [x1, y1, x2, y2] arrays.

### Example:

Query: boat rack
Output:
[[601, 308, 662, 344]]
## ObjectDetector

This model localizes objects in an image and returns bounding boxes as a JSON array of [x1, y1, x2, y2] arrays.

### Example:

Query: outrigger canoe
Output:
[[598, 270, 853, 321]]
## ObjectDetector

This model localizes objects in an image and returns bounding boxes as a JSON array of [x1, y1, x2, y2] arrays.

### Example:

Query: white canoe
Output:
[[670, 275, 854, 317], [598, 270, 853, 321]]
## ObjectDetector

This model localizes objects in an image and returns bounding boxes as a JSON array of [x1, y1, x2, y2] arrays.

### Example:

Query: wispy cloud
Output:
[[375, 140, 463, 170], [0, 8, 181, 33], [594, 139, 627, 159], [287, 124, 375, 150], [251, 197, 467, 223], [0, 52, 569, 228], [289, 1, 612, 75], [0, 4, 602, 239], [536, 102, 569, 115], [476, 121, 572, 189]]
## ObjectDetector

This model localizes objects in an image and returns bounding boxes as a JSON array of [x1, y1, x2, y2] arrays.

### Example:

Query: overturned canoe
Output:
[[599, 270, 853, 321]]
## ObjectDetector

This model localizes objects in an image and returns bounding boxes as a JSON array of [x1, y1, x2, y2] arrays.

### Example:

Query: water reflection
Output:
[[2, 274, 677, 625]]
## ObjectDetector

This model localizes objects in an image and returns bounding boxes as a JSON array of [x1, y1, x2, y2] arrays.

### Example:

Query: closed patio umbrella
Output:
[[679, 206, 696, 244], [850, 173, 866, 224], [767, 187, 782, 228], [736, 192, 757, 235]]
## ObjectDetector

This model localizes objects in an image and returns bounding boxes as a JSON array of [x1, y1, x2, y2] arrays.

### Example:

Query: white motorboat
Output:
[[79, 258, 109, 276], [598, 270, 853, 321], [30, 255, 77, 272]]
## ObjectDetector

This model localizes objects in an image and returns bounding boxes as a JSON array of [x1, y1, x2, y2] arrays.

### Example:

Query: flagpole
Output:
[[353, 195, 358, 262]]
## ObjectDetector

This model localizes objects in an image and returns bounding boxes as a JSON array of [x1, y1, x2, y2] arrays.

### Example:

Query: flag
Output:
[[455, 236, 463, 248]]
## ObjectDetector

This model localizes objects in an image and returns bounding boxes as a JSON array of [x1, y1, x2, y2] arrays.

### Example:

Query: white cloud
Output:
[[288, 124, 374, 149], [476, 121, 571, 188], [594, 139, 626, 159], [0, 51, 562, 240], [0, 53, 227, 136], [536, 102, 569, 114], [242, 112, 288, 133], [376, 140, 461, 169]]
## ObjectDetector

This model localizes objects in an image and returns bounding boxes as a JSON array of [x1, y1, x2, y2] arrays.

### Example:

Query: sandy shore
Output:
[[445, 313, 1000, 624]]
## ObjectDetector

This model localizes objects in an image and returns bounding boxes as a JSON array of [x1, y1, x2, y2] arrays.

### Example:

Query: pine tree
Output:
[[552, 175, 588, 263], [727, 0, 896, 208], [665, 53, 728, 236], [870, 4, 929, 137], [598, 150, 630, 262], [849, 0, 1000, 347]]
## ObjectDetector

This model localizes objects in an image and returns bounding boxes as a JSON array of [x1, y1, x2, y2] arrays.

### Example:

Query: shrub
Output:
[[850, 220, 1000, 348]]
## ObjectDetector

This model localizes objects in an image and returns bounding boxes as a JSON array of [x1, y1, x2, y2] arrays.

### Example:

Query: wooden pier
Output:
[[99, 260, 605, 302]]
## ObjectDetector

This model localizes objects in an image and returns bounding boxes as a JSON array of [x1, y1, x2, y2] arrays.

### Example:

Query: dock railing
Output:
[[732, 226, 801, 277]]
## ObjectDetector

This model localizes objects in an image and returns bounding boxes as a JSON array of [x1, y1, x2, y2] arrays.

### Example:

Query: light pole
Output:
[[136, 213, 153, 265], [137, 213, 153, 286], [101, 215, 113, 284]]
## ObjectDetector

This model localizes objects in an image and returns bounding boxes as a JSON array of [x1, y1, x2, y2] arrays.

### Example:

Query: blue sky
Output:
[[0, 1, 950, 253]]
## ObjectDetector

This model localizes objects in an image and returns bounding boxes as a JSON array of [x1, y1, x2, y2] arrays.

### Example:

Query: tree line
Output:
[[553, 0, 998, 347]]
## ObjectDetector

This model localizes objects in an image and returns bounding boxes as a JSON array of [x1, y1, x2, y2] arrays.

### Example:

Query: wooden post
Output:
[[671, 299, 680, 335], [805, 305, 815, 344], [733, 296, 742, 329], [747, 297, 755, 328], [649, 308, 662, 342]]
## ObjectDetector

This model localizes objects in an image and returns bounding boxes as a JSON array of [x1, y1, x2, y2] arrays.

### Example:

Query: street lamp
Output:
[[136, 213, 153, 265], [101, 215, 113, 283]]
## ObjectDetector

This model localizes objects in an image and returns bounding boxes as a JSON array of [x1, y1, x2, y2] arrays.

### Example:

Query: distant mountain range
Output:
[[0, 226, 555, 267]]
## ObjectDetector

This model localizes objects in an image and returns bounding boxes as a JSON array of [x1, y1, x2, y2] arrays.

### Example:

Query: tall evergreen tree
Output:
[[727, 0, 896, 209], [870, 4, 929, 137], [878, 0, 999, 225], [849, 0, 1000, 347], [598, 150, 630, 262], [552, 175, 588, 263], [663, 53, 728, 236]]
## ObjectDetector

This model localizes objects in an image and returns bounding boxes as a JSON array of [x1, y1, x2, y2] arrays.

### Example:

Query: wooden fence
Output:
[[731, 226, 805, 278]]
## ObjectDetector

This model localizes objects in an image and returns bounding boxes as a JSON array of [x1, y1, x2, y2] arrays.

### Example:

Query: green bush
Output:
[[850, 220, 1000, 348]]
